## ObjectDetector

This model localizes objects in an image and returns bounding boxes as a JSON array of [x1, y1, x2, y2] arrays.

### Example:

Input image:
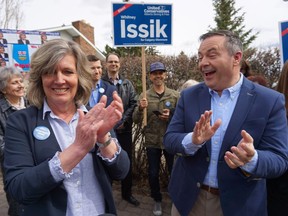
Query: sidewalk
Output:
[[0, 174, 9, 216], [0, 174, 172, 216], [113, 182, 171, 216]]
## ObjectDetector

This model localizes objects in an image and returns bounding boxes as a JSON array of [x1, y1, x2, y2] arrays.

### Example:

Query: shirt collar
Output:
[[108, 74, 119, 80], [93, 80, 101, 90], [42, 98, 88, 119], [209, 73, 243, 99]]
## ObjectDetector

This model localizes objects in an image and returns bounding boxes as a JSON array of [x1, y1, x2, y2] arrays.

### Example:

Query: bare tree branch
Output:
[[0, 0, 24, 29]]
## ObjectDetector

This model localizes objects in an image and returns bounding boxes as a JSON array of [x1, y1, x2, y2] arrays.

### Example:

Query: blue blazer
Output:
[[99, 80, 117, 106], [164, 78, 288, 216], [4, 106, 129, 216]]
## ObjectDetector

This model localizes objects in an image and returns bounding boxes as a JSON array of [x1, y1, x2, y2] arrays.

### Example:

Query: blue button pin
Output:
[[165, 101, 171, 107], [99, 87, 105, 94], [33, 126, 51, 140]]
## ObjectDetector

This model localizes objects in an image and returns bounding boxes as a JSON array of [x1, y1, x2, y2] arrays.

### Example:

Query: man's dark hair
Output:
[[200, 30, 243, 56], [87, 54, 99, 62]]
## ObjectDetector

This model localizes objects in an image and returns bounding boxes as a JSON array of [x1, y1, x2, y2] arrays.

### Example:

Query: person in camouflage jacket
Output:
[[133, 62, 179, 216]]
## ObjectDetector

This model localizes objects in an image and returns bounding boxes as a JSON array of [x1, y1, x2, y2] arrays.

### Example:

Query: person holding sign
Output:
[[164, 30, 288, 216], [133, 62, 179, 216]]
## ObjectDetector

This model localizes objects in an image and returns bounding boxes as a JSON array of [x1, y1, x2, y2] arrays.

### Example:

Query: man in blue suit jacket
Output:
[[87, 55, 116, 107], [164, 30, 288, 216]]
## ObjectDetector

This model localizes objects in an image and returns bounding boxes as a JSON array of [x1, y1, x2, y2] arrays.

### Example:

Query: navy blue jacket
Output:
[[97, 79, 117, 106], [4, 106, 129, 216], [164, 78, 288, 216]]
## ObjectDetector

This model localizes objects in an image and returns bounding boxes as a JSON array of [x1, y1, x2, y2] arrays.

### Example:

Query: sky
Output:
[[21, 0, 288, 56]]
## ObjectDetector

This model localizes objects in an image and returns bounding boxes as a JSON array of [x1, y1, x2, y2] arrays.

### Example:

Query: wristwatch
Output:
[[96, 132, 112, 148]]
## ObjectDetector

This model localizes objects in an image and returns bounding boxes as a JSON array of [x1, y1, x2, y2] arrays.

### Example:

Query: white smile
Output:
[[53, 88, 68, 93]]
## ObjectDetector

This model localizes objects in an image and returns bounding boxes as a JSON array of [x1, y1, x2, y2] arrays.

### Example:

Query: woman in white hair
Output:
[[0, 66, 28, 216], [179, 79, 199, 92]]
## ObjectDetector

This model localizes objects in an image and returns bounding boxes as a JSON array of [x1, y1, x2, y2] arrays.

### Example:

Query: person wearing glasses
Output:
[[102, 53, 139, 207]]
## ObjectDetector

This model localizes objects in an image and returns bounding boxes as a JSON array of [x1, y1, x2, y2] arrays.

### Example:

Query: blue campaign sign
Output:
[[279, 20, 288, 65], [112, 3, 172, 46]]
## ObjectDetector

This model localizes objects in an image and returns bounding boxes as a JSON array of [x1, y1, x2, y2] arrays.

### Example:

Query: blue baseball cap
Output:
[[150, 62, 166, 73]]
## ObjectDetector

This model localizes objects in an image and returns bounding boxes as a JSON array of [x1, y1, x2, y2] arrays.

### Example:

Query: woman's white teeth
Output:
[[54, 89, 67, 93]]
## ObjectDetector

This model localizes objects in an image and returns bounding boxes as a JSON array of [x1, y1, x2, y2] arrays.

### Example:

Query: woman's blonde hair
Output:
[[27, 39, 93, 108]]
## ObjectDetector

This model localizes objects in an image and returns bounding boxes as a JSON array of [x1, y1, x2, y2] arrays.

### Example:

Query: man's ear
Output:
[[233, 51, 242, 65]]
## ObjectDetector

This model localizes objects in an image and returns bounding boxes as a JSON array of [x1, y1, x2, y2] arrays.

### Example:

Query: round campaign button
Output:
[[99, 88, 105, 93], [33, 126, 51, 140], [165, 101, 171, 107]]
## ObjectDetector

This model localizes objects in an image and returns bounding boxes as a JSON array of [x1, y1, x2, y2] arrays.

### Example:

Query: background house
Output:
[[40, 20, 105, 61]]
